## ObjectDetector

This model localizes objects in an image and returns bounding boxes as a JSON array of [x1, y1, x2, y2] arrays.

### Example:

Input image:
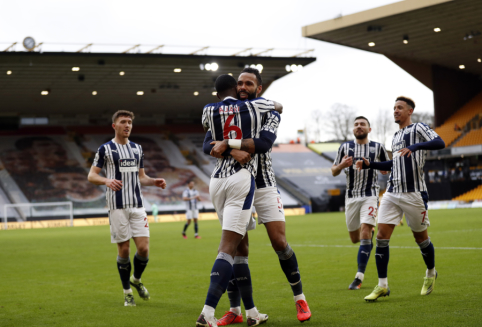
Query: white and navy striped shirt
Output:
[[387, 123, 438, 193], [255, 111, 280, 188], [183, 188, 199, 210], [334, 141, 388, 198], [202, 96, 275, 179], [93, 139, 144, 210]]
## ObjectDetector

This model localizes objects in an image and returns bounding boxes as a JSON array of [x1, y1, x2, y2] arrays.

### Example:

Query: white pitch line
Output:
[[289, 244, 482, 250]]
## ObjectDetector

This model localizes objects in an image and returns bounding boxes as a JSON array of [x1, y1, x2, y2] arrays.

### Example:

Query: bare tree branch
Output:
[[324, 103, 358, 141]]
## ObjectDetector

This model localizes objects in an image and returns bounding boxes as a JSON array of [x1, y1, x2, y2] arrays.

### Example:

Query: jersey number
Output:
[[223, 115, 243, 140], [421, 211, 427, 223], [144, 217, 148, 228]]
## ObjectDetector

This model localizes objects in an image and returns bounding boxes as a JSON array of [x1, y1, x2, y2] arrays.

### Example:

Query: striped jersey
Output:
[[93, 139, 144, 210], [255, 111, 280, 188], [387, 123, 439, 193], [182, 188, 199, 210], [202, 96, 275, 178], [334, 141, 388, 198]]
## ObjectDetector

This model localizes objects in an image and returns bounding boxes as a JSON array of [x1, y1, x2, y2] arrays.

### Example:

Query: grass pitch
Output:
[[1, 208, 481, 326]]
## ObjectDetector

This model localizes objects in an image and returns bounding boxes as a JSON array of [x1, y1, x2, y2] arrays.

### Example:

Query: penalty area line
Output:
[[288, 244, 482, 250]]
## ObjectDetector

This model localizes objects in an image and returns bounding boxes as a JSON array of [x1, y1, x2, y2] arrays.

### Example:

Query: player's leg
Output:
[[129, 208, 151, 300], [365, 193, 402, 302], [256, 186, 310, 322], [402, 192, 436, 295], [198, 170, 254, 326], [346, 198, 363, 289], [350, 197, 377, 289], [183, 212, 193, 239], [110, 209, 135, 306], [194, 210, 200, 238]]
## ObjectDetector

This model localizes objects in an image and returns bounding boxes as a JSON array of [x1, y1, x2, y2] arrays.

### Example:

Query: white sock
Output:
[[230, 306, 241, 315], [378, 278, 388, 289], [426, 268, 436, 278], [132, 276, 141, 283], [123, 288, 133, 294], [202, 305, 215, 318], [294, 294, 306, 302], [246, 307, 259, 318], [355, 272, 365, 282]]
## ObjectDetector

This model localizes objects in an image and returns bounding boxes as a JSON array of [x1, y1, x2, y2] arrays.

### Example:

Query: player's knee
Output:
[[271, 236, 288, 252]]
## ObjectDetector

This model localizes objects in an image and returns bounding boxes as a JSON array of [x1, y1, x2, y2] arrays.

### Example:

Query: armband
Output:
[[228, 139, 242, 149]]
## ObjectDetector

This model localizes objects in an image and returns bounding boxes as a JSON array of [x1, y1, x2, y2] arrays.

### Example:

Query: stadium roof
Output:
[[302, 0, 482, 86], [0, 52, 315, 119]]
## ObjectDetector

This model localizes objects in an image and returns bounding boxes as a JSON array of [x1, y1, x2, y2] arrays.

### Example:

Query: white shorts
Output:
[[210, 169, 255, 236], [378, 192, 430, 232], [345, 196, 378, 232], [186, 209, 199, 219], [250, 187, 285, 230], [109, 207, 149, 243]]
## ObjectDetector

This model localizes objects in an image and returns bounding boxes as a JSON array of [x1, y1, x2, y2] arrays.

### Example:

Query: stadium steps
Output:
[[453, 184, 482, 201], [453, 127, 482, 147], [434, 92, 482, 147]]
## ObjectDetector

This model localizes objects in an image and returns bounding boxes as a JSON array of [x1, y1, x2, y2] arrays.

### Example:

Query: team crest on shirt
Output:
[[404, 128, 412, 134], [132, 148, 139, 155], [369, 147, 376, 153]]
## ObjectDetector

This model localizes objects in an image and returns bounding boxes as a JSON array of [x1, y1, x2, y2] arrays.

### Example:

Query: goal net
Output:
[[3, 201, 73, 230]]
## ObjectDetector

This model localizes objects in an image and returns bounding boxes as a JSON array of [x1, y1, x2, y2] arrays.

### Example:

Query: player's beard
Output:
[[238, 90, 257, 100], [355, 132, 368, 140]]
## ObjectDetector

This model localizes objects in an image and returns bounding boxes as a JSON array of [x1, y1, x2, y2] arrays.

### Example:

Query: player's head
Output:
[[394, 96, 415, 124], [237, 67, 262, 100], [112, 110, 135, 139], [353, 116, 371, 140], [215, 74, 237, 99], [188, 180, 195, 189]]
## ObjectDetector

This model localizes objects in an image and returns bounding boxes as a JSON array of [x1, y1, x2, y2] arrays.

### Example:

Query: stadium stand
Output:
[[453, 185, 482, 201], [453, 127, 482, 147], [434, 92, 482, 147]]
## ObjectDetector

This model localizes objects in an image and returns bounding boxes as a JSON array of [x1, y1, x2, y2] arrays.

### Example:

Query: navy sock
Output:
[[183, 223, 189, 233], [276, 244, 303, 296], [375, 239, 390, 278], [116, 256, 131, 290], [233, 256, 255, 310], [357, 239, 372, 274], [194, 223, 199, 234], [205, 253, 234, 308], [133, 252, 149, 280], [227, 272, 241, 308], [418, 237, 435, 270]]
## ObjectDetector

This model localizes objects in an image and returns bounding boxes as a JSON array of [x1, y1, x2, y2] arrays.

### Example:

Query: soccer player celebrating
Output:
[[87, 110, 167, 307], [355, 96, 445, 301], [196, 74, 281, 327], [181, 180, 202, 239], [206, 68, 311, 324], [332, 116, 389, 290]]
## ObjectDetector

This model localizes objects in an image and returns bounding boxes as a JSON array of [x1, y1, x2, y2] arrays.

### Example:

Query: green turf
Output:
[[1, 208, 482, 326]]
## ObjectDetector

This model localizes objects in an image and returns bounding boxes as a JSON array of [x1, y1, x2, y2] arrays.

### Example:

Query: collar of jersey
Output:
[[112, 138, 130, 145], [222, 96, 237, 101]]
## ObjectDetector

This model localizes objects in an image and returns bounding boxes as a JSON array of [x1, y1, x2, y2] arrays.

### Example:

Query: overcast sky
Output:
[[1, 0, 433, 145]]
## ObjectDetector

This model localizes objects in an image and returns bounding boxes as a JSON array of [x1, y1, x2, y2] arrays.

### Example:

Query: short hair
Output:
[[354, 116, 370, 127], [112, 110, 135, 123], [215, 74, 237, 94], [396, 96, 415, 110], [240, 67, 262, 86]]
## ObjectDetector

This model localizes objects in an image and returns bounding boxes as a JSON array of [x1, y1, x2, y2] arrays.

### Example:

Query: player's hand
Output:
[[340, 155, 353, 168], [105, 179, 122, 191], [355, 158, 370, 171], [398, 148, 412, 158], [231, 149, 251, 165], [153, 178, 167, 189], [210, 140, 228, 158], [381, 171, 390, 175]]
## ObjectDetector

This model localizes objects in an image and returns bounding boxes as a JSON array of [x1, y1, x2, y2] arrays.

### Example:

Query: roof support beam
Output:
[[3, 42, 17, 52], [231, 48, 252, 56], [122, 44, 141, 53], [253, 48, 274, 56], [76, 43, 93, 53], [190, 46, 209, 55], [292, 49, 314, 57], [146, 45, 164, 54]]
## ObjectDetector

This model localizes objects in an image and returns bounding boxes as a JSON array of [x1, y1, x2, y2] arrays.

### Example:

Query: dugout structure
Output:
[[302, 0, 482, 202]]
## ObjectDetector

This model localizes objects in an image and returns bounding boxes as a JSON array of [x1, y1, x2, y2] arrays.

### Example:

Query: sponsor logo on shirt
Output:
[[118, 158, 138, 172], [392, 140, 406, 152]]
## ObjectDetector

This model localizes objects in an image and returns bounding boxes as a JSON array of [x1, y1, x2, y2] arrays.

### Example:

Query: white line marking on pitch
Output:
[[289, 244, 482, 250]]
